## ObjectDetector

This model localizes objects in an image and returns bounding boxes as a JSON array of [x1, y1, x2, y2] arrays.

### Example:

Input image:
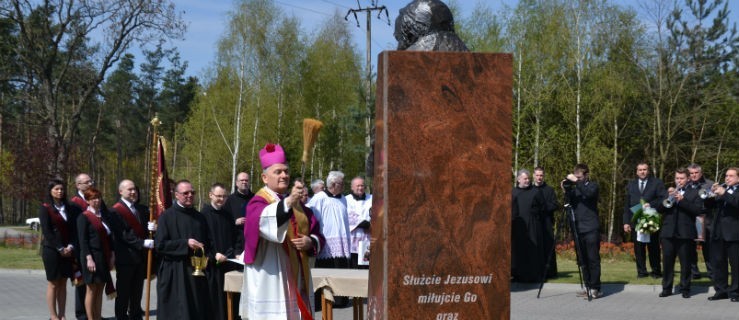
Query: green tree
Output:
[[1, 0, 185, 179], [100, 54, 141, 183], [667, 0, 738, 173], [301, 13, 362, 179], [453, 1, 506, 52]]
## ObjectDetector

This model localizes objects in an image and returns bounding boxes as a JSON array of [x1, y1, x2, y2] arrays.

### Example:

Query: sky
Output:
[[161, 0, 739, 79], [164, 0, 488, 78]]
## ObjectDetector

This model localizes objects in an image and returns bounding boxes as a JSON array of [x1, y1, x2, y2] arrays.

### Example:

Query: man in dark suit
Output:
[[656, 168, 701, 298], [71, 173, 94, 320], [705, 167, 739, 301], [562, 163, 602, 298], [623, 162, 666, 279], [110, 180, 156, 320], [687, 163, 714, 279]]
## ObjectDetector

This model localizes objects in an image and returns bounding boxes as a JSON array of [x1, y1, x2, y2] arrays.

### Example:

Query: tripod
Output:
[[537, 202, 592, 300]]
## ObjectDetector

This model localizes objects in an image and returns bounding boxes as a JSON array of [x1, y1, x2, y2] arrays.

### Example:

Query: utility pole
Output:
[[345, 1, 389, 182]]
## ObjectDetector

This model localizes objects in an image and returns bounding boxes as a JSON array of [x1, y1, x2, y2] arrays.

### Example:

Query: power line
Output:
[[319, 0, 351, 10], [274, 0, 333, 17], [345, 1, 391, 175]]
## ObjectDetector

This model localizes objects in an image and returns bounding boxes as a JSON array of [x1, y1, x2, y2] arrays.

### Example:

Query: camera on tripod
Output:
[[562, 179, 575, 187]]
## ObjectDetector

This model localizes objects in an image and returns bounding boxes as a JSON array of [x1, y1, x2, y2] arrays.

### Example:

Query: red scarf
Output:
[[71, 196, 87, 210], [83, 210, 117, 298], [42, 203, 70, 245], [112, 202, 146, 238]]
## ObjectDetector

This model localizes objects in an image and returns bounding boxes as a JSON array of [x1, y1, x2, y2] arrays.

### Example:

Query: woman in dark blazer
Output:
[[40, 178, 82, 320], [77, 187, 116, 320]]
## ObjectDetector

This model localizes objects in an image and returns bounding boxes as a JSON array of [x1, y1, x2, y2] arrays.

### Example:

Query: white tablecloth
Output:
[[224, 268, 369, 302]]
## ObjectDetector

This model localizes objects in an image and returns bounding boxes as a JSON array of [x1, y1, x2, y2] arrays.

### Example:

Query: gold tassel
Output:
[[301, 118, 323, 163]]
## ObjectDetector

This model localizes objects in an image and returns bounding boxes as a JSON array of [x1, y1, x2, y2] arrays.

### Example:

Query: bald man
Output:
[[110, 180, 155, 320], [224, 172, 254, 254], [71, 173, 95, 320]]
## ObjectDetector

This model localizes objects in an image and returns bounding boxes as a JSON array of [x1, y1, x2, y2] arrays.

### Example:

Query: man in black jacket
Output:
[[656, 168, 701, 298], [705, 167, 739, 302], [223, 172, 254, 254], [623, 162, 666, 279], [111, 179, 155, 320], [562, 163, 601, 298], [687, 163, 714, 279]]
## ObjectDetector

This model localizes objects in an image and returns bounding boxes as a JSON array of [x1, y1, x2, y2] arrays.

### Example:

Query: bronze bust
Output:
[[394, 0, 469, 52]]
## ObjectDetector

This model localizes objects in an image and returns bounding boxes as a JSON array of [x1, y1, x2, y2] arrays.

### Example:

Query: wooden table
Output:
[[224, 268, 369, 320]]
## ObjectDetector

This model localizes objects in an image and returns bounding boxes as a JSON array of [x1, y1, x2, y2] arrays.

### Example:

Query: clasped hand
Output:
[[291, 234, 313, 251]]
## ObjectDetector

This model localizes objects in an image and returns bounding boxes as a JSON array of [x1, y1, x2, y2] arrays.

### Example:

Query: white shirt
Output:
[[346, 193, 372, 254]]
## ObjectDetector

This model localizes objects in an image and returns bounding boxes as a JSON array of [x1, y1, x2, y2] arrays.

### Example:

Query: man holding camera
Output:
[[562, 163, 602, 298]]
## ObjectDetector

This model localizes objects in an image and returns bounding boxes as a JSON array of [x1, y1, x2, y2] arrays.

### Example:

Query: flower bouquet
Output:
[[631, 201, 661, 237]]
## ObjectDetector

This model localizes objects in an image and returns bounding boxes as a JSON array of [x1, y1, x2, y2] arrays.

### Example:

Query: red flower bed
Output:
[[1, 231, 41, 248], [556, 241, 636, 260]]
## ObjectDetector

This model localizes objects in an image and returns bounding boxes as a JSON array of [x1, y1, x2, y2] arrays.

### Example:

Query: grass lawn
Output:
[[0, 243, 717, 288], [550, 256, 714, 287], [0, 227, 44, 269], [0, 246, 43, 269], [8, 226, 32, 232]]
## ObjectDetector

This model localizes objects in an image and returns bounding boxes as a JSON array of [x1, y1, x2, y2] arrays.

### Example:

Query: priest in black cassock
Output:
[[533, 167, 560, 278], [202, 183, 242, 320], [511, 169, 547, 282], [156, 180, 213, 320], [224, 172, 254, 255]]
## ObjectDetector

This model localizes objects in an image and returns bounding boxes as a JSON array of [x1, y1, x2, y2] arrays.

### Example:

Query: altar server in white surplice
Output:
[[346, 176, 371, 268], [306, 171, 352, 308], [239, 143, 324, 320], [306, 171, 352, 269]]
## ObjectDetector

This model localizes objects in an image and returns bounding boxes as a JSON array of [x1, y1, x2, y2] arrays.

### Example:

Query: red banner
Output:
[[152, 136, 172, 219]]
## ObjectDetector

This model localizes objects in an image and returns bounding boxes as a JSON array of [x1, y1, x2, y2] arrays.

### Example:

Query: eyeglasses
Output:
[[178, 190, 196, 195], [78, 180, 93, 185]]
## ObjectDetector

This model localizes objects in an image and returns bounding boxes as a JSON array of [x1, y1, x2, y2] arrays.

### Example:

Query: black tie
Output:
[[639, 181, 645, 193]]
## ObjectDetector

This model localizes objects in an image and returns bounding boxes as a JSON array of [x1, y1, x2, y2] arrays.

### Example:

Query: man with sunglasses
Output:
[[155, 180, 214, 319]]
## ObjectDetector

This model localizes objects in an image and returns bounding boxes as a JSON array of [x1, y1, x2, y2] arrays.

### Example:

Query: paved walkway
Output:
[[511, 282, 737, 320], [0, 268, 353, 320], [1, 268, 737, 320]]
